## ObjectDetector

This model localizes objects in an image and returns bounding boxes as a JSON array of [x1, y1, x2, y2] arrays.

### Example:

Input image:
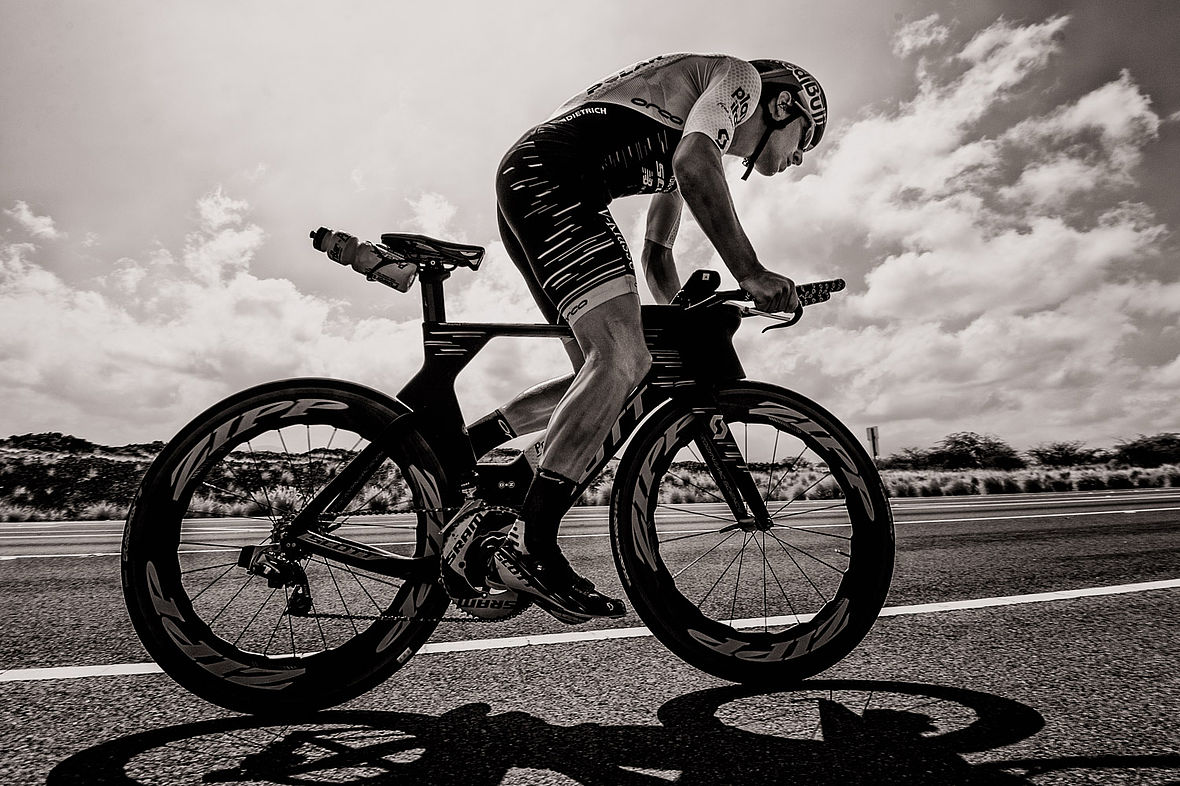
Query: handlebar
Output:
[[684, 277, 845, 331]]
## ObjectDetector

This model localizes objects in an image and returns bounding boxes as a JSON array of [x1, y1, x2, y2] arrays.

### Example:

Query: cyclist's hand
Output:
[[739, 270, 799, 314]]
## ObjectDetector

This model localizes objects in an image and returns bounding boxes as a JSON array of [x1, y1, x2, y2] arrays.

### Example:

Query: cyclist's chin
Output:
[[756, 162, 782, 177]]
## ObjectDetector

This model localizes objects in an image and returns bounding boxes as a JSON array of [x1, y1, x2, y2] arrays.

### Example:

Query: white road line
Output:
[[904, 506, 1180, 526], [2, 578, 1176, 684]]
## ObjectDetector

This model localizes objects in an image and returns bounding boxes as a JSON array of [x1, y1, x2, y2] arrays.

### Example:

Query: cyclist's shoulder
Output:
[[590, 52, 758, 91], [549, 53, 759, 122]]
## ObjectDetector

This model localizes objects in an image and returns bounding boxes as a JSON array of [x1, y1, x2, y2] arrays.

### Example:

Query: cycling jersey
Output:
[[497, 54, 763, 326]]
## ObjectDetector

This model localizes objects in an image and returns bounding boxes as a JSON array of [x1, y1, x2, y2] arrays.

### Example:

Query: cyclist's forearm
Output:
[[641, 241, 681, 304], [674, 143, 764, 282]]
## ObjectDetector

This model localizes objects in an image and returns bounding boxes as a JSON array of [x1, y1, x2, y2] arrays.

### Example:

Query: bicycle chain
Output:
[[295, 608, 512, 623], [313, 504, 528, 623]]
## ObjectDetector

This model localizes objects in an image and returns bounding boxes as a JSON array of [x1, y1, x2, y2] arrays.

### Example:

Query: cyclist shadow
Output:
[[46, 679, 1180, 785]]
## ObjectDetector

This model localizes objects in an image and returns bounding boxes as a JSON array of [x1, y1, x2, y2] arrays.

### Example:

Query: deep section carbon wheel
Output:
[[610, 382, 894, 684], [121, 379, 451, 714]]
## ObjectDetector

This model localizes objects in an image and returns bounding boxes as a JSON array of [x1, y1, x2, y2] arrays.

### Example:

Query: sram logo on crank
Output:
[[453, 592, 531, 620]]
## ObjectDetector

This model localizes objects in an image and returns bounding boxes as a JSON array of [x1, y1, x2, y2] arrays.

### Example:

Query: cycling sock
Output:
[[467, 409, 516, 457], [517, 467, 578, 554]]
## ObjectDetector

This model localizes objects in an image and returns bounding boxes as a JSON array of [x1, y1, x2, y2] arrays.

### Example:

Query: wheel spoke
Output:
[[233, 586, 279, 648], [696, 534, 749, 609], [654, 503, 736, 524], [769, 472, 835, 518], [670, 528, 741, 580], [659, 527, 732, 545], [729, 532, 749, 621], [769, 531, 828, 604], [771, 521, 852, 541], [753, 531, 800, 622]]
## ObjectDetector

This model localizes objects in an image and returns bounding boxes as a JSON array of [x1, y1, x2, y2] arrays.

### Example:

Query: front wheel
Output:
[[610, 382, 894, 684], [121, 379, 451, 715]]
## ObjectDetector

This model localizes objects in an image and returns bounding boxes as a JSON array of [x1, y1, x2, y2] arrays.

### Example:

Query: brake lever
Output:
[[762, 311, 802, 332], [720, 301, 803, 331]]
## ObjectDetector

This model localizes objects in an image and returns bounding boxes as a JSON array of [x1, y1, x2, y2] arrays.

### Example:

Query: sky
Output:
[[2, 1, 1178, 455]]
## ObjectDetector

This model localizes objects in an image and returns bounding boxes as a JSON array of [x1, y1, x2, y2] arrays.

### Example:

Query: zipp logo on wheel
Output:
[[170, 398, 349, 500]]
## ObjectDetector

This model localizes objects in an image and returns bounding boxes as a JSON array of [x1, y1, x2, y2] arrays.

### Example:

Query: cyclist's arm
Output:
[[672, 135, 756, 278], [642, 192, 683, 304], [672, 135, 798, 313]]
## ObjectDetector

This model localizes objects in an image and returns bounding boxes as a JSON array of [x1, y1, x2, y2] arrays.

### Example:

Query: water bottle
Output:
[[310, 227, 419, 292]]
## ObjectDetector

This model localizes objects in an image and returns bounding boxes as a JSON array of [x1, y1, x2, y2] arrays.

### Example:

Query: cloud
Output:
[[717, 13, 1176, 450], [4, 201, 63, 240], [405, 192, 462, 240], [0, 191, 423, 441], [0, 187, 565, 444], [892, 14, 950, 58], [3, 13, 1175, 454]]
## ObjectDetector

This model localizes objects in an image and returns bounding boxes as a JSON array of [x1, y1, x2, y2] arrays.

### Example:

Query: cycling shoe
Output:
[[440, 501, 516, 600], [489, 527, 626, 624]]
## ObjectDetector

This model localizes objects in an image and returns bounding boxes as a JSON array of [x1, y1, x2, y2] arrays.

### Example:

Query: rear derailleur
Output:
[[237, 544, 313, 617]]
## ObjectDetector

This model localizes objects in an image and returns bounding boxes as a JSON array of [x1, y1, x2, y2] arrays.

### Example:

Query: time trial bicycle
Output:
[[121, 228, 895, 715]]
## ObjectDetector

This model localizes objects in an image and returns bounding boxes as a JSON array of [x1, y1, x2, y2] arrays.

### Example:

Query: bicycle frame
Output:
[[288, 262, 770, 581]]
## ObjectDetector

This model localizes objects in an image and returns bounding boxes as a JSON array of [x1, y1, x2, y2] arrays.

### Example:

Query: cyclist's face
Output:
[[752, 116, 807, 177]]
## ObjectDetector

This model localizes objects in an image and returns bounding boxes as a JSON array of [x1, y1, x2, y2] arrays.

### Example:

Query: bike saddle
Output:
[[380, 233, 485, 270]]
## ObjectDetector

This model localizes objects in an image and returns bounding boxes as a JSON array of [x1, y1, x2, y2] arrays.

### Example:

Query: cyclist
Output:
[[443, 54, 828, 623]]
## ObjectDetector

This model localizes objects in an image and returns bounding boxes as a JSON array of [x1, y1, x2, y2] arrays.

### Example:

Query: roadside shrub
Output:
[[807, 479, 844, 500], [0, 503, 67, 521], [1075, 475, 1107, 491], [1049, 476, 1072, 492], [943, 477, 975, 496], [1022, 475, 1045, 493], [1105, 472, 1134, 489], [889, 480, 917, 497], [80, 501, 127, 520], [920, 481, 943, 496], [0, 503, 36, 522]]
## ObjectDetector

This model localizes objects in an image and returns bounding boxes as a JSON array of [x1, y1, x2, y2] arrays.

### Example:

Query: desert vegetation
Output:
[[1, 431, 1177, 521]]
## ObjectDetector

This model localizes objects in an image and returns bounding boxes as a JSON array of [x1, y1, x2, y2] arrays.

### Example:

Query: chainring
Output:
[[451, 527, 533, 621]]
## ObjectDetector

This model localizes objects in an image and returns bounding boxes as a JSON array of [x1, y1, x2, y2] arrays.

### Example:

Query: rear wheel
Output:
[[611, 382, 894, 684], [121, 379, 450, 715]]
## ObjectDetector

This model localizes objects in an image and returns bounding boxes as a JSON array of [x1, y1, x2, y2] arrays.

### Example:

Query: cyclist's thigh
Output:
[[567, 290, 645, 361], [496, 147, 636, 329], [497, 207, 561, 326]]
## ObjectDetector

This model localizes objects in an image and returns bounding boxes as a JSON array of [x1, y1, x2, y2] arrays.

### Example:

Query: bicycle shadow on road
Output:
[[46, 679, 1180, 785]]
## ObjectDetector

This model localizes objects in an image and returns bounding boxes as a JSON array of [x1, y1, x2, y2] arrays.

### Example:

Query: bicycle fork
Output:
[[690, 407, 774, 531]]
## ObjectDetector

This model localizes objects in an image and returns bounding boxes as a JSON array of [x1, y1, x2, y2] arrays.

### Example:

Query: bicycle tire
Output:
[[610, 381, 894, 684], [121, 378, 451, 715]]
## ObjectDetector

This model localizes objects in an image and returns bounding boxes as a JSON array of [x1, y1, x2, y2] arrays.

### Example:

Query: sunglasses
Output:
[[776, 93, 816, 151]]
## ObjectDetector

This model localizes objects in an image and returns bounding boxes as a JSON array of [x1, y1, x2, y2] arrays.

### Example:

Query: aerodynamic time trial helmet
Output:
[[741, 59, 828, 180]]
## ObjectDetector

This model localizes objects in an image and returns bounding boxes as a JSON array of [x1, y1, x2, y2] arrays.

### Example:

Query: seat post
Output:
[[419, 264, 450, 323]]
